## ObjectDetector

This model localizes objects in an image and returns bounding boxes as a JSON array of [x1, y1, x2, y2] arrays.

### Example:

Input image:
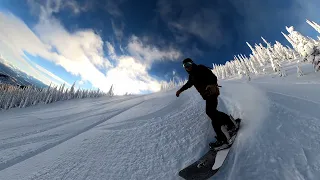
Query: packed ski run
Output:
[[0, 62, 319, 180]]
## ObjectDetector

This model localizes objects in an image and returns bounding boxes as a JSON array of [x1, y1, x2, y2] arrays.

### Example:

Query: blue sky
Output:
[[0, 0, 319, 94]]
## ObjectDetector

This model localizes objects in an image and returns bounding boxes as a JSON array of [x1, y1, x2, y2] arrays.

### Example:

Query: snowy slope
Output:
[[1, 64, 320, 180], [216, 63, 320, 180]]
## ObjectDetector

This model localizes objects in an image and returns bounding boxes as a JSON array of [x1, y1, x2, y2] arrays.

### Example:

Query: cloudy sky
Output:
[[0, 0, 319, 94]]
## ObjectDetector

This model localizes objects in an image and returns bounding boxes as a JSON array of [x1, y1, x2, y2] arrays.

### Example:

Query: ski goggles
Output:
[[183, 62, 193, 68]]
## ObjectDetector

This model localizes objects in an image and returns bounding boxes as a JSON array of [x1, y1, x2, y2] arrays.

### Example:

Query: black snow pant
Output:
[[206, 96, 235, 142]]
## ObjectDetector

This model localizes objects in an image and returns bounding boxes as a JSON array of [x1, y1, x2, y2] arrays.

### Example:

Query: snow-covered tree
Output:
[[282, 26, 315, 58], [107, 85, 114, 96], [267, 49, 280, 72], [273, 41, 290, 61], [246, 42, 264, 66], [314, 55, 320, 71], [249, 58, 259, 74], [0, 82, 108, 111], [160, 77, 187, 91], [279, 68, 287, 77], [209, 19, 320, 80], [307, 20, 320, 34], [296, 65, 304, 77], [305, 46, 320, 71]]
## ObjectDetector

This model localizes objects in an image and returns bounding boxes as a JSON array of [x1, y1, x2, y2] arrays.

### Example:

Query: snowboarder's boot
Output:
[[228, 128, 236, 138], [209, 137, 230, 151], [228, 125, 238, 137], [209, 140, 229, 151], [228, 115, 239, 129]]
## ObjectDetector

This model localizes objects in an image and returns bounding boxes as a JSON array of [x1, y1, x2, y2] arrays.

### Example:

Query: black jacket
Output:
[[179, 64, 217, 99]]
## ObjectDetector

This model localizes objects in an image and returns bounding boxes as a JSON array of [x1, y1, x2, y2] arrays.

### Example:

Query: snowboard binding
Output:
[[209, 116, 241, 151]]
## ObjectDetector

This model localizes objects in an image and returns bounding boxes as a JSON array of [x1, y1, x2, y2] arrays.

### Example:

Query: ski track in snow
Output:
[[1, 77, 320, 179], [0, 100, 145, 171], [0, 95, 145, 168]]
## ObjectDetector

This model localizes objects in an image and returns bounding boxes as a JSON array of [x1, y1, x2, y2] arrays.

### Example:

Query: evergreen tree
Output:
[[296, 66, 304, 77]]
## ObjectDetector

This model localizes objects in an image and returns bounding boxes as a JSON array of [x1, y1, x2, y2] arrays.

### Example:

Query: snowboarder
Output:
[[176, 58, 237, 150]]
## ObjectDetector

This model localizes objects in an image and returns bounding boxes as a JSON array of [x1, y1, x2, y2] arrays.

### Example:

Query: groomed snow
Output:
[[1, 63, 320, 180]]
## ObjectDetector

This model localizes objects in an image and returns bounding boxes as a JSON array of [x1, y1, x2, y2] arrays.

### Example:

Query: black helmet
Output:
[[182, 58, 194, 69], [182, 58, 193, 64]]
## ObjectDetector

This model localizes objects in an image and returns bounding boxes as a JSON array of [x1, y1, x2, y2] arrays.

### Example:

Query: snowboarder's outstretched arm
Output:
[[180, 77, 194, 92], [176, 77, 193, 97]]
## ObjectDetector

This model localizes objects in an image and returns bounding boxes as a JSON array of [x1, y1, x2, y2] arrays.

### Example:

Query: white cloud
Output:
[[105, 56, 161, 94], [0, 48, 67, 86], [111, 19, 125, 41], [171, 9, 225, 44], [78, 80, 85, 85], [127, 35, 181, 66], [64, 0, 82, 14], [103, 36, 182, 94], [0, 11, 111, 90], [156, 0, 320, 48], [105, 0, 125, 18], [28, 0, 88, 16], [0, 12, 61, 86], [0, 9, 181, 95], [32, 63, 71, 86], [106, 41, 117, 60], [34, 15, 110, 69], [157, 0, 230, 47]]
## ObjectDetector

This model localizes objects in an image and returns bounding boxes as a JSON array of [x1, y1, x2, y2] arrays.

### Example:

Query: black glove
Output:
[[176, 90, 182, 97]]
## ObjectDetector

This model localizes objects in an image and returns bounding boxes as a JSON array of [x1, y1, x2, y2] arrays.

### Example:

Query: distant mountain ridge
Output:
[[0, 57, 47, 88]]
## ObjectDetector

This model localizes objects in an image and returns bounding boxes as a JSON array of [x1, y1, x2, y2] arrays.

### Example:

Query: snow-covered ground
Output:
[[1, 63, 320, 180]]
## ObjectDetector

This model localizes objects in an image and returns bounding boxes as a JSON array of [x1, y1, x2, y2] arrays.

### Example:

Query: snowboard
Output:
[[178, 150, 219, 180], [178, 118, 241, 180]]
